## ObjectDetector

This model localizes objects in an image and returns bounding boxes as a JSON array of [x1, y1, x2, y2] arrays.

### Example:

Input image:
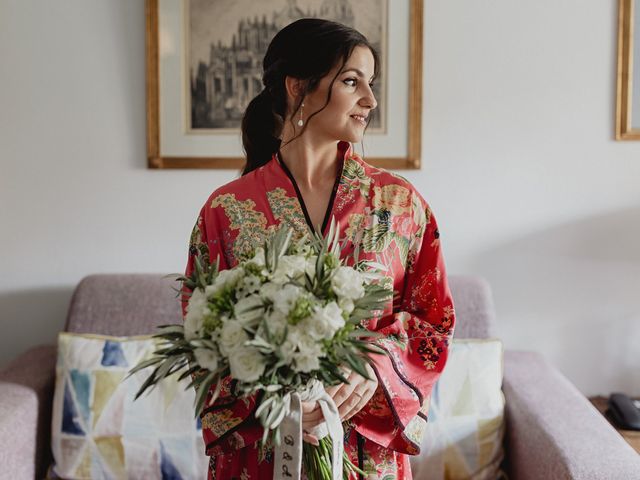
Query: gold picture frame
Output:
[[616, 0, 640, 139], [145, 0, 423, 169]]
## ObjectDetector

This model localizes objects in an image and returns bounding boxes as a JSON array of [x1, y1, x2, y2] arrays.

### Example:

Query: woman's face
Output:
[[301, 45, 378, 144]]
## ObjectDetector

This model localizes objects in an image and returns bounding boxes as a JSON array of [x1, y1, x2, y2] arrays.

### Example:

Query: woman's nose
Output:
[[361, 84, 377, 110]]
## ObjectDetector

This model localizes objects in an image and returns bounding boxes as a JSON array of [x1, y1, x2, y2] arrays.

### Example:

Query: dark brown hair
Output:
[[240, 18, 379, 175]]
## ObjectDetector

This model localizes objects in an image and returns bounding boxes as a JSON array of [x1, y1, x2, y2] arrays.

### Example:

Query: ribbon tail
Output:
[[274, 393, 303, 479], [317, 394, 344, 480]]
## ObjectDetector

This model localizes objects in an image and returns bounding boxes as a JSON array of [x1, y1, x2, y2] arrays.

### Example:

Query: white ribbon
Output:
[[273, 379, 343, 480]]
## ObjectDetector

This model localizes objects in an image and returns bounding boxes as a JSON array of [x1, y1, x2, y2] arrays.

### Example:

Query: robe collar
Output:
[[262, 141, 352, 237]]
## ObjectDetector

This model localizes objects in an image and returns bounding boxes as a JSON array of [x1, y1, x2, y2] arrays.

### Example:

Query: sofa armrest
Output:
[[503, 350, 640, 480], [0, 344, 57, 478]]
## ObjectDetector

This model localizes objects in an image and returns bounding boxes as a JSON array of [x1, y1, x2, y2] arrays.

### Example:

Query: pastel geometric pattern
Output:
[[50, 332, 208, 479], [409, 339, 506, 480]]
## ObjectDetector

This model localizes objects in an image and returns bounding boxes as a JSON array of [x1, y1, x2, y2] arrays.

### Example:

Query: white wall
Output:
[[1, 0, 638, 396]]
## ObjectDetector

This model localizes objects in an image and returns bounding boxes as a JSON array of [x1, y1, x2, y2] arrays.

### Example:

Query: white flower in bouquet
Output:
[[272, 283, 302, 315], [337, 296, 355, 314], [272, 254, 307, 283], [259, 281, 279, 301], [205, 267, 244, 297], [331, 266, 365, 300], [324, 301, 347, 333], [249, 246, 266, 267], [294, 350, 321, 373], [261, 310, 288, 339], [238, 274, 263, 297], [184, 288, 207, 340], [291, 331, 324, 373], [188, 287, 208, 311], [193, 347, 219, 371], [218, 320, 250, 357], [234, 294, 264, 327], [278, 334, 298, 363], [305, 301, 345, 340], [228, 345, 267, 382]]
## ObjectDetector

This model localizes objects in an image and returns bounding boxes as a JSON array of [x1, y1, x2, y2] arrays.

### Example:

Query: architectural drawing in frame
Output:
[[187, 0, 387, 132], [146, 0, 424, 169]]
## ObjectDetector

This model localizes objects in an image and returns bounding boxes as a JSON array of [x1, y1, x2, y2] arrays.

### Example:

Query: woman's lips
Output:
[[350, 115, 367, 126]]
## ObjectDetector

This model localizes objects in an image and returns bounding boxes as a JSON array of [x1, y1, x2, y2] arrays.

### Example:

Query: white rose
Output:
[[234, 294, 264, 327], [184, 289, 208, 340], [184, 308, 205, 341], [228, 346, 267, 382], [218, 320, 249, 357], [331, 266, 365, 300], [338, 296, 355, 314], [304, 302, 345, 340], [193, 348, 219, 371], [323, 301, 346, 335], [272, 284, 302, 315], [304, 308, 331, 340], [294, 352, 321, 373], [293, 330, 323, 355]]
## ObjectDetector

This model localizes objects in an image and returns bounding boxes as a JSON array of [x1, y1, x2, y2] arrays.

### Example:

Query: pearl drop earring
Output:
[[297, 102, 304, 127]]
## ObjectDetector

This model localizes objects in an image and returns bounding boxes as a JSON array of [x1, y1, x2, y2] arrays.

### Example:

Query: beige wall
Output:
[[1, 0, 639, 396]]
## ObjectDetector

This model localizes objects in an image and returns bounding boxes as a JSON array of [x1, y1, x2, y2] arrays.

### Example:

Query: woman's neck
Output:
[[278, 138, 341, 191]]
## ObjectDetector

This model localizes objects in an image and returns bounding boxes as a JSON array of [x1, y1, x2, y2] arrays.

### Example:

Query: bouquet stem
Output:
[[302, 436, 367, 480]]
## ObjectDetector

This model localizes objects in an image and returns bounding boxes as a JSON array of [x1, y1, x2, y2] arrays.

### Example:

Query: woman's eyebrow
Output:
[[341, 67, 374, 81]]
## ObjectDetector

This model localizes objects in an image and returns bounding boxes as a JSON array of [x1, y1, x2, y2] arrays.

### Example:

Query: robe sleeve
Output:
[[351, 193, 456, 454], [181, 204, 263, 456]]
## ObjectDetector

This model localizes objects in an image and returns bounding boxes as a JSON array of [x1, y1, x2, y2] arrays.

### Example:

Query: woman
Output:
[[183, 18, 455, 480]]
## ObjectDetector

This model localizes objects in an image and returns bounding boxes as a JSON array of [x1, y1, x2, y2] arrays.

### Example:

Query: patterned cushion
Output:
[[410, 338, 506, 480], [49, 332, 208, 479]]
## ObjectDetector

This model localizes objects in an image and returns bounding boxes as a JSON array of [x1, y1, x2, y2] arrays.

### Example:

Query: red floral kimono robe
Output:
[[182, 141, 455, 479]]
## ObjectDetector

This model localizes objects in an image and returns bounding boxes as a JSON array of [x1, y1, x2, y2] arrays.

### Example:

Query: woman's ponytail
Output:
[[241, 89, 282, 175]]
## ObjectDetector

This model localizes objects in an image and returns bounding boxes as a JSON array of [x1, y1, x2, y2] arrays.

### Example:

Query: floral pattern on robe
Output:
[[181, 141, 456, 479]]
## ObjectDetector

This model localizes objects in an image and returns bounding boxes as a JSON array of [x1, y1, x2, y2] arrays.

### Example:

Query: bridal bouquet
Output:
[[129, 221, 391, 480]]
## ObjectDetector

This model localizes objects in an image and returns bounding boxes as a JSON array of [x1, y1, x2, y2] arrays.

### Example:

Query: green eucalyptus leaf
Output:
[[126, 356, 163, 378], [133, 369, 159, 400], [177, 365, 200, 382], [193, 371, 218, 417]]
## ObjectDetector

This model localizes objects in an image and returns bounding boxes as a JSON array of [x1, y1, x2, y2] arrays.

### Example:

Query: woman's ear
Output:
[[284, 76, 305, 111]]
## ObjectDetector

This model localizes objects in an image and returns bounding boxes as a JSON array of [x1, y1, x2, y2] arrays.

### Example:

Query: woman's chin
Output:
[[339, 131, 365, 144]]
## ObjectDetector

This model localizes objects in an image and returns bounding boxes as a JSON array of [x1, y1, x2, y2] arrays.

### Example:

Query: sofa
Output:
[[1, 274, 639, 479]]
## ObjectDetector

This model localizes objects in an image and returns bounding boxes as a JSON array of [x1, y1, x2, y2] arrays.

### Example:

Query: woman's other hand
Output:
[[326, 363, 378, 422], [301, 362, 378, 441], [302, 400, 324, 428], [302, 400, 322, 445]]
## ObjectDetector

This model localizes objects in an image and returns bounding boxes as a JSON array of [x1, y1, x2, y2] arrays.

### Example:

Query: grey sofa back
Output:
[[448, 275, 497, 339], [64, 274, 496, 339], [64, 274, 182, 335]]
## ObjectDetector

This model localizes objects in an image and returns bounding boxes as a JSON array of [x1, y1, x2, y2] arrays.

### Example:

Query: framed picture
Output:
[[616, 0, 640, 139], [146, 0, 423, 168]]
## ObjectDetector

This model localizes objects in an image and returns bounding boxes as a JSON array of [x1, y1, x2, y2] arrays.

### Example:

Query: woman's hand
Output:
[[327, 363, 378, 421], [302, 363, 378, 429], [302, 400, 322, 446]]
